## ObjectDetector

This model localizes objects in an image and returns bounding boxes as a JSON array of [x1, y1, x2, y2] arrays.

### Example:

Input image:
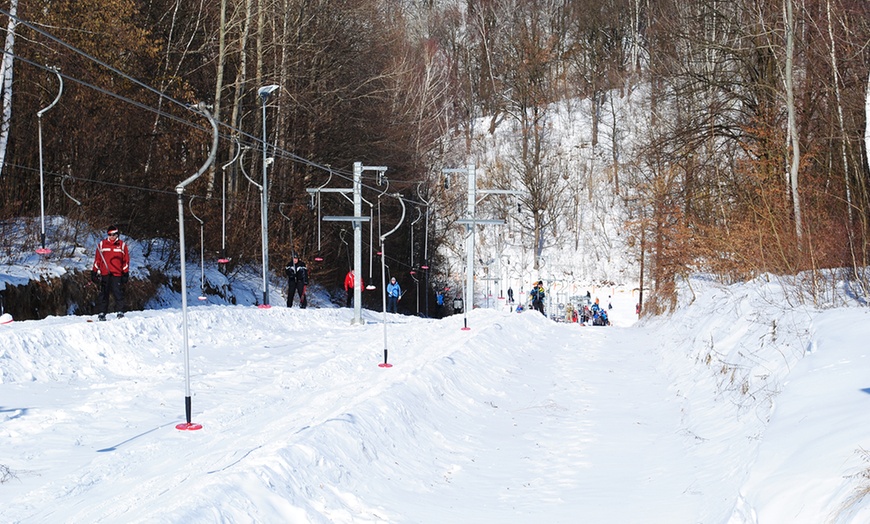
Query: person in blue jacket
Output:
[[386, 276, 401, 313]]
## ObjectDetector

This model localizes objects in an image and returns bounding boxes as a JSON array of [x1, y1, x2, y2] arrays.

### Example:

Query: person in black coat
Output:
[[285, 253, 309, 308]]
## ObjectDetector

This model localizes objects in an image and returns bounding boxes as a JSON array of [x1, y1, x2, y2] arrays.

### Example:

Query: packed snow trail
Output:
[[390, 314, 703, 523], [2, 305, 707, 523]]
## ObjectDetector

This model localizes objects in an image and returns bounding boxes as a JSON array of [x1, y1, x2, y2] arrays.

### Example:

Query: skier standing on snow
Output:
[[344, 269, 363, 307], [285, 253, 308, 308], [91, 225, 130, 321], [386, 276, 401, 313], [530, 281, 546, 316]]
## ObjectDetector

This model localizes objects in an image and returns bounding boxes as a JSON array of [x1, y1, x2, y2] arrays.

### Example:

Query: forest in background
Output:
[[0, 0, 868, 312]]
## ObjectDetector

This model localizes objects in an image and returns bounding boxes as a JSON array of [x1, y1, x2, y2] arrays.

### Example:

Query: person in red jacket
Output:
[[91, 225, 130, 320], [344, 269, 363, 307]]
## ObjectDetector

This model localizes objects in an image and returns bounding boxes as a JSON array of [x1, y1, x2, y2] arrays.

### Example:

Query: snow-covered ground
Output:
[[2, 271, 870, 523]]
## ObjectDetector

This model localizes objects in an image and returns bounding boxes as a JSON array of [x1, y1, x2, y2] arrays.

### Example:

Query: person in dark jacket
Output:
[[285, 253, 309, 308], [530, 281, 546, 316], [92, 225, 130, 320]]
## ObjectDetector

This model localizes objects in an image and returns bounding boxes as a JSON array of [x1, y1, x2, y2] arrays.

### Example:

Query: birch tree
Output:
[[866, 68, 870, 183], [0, 0, 18, 178], [783, 0, 802, 243]]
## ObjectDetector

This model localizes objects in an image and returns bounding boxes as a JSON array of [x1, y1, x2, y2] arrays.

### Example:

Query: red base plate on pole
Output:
[[176, 422, 203, 431], [378, 362, 393, 368], [35, 248, 52, 255], [461, 327, 471, 331], [257, 304, 272, 309]]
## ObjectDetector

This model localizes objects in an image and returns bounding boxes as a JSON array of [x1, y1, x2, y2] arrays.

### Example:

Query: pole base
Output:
[[379, 349, 391, 367], [35, 248, 52, 255], [461, 327, 471, 331], [176, 422, 203, 431], [257, 304, 272, 309]]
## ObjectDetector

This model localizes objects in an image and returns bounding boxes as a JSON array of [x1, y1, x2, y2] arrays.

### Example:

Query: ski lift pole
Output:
[[189, 196, 206, 300], [36, 66, 62, 255], [409, 270, 420, 315], [371, 172, 390, 283], [446, 165, 515, 329], [443, 165, 476, 330], [379, 193, 405, 368], [417, 183, 431, 266], [279, 202, 294, 250], [219, 138, 241, 265], [238, 144, 270, 306], [352, 164, 366, 321], [174, 102, 218, 431], [368, 204, 374, 284], [410, 207, 422, 266], [61, 175, 81, 206], [417, 182, 432, 317], [258, 84, 279, 306], [315, 170, 333, 260]]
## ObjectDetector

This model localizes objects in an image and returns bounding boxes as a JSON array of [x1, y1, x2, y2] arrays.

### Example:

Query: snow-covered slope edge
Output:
[[648, 274, 870, 523]]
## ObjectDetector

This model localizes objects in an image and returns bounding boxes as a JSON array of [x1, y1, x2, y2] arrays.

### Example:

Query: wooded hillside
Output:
[[1, 0, 868, 309]]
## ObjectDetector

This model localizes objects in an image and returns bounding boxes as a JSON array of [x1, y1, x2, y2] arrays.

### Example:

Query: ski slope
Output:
[[2, 279, 870, 523]]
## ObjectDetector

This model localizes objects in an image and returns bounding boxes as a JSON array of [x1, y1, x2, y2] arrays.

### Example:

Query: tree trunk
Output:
[[229, 0, 253, 197], [206, 0, 230, 198], [0, 0, 18, 178], [784, 0, 802, 243], [826, 0, 852, 219], [866, 72, 870, 181]]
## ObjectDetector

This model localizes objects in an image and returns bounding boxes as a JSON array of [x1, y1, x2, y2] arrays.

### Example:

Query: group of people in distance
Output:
[[567, 297, 610, 326], [507, 281, 611, 326], [508, 281, 546, 316], [88, 224, 614, 326], [88, 225, 404, 318], [287, 255, 405, 313]]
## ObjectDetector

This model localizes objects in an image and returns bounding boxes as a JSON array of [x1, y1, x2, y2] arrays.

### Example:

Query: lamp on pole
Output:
[[174, 102, 219, 431], [257, 84, 279, 307]]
